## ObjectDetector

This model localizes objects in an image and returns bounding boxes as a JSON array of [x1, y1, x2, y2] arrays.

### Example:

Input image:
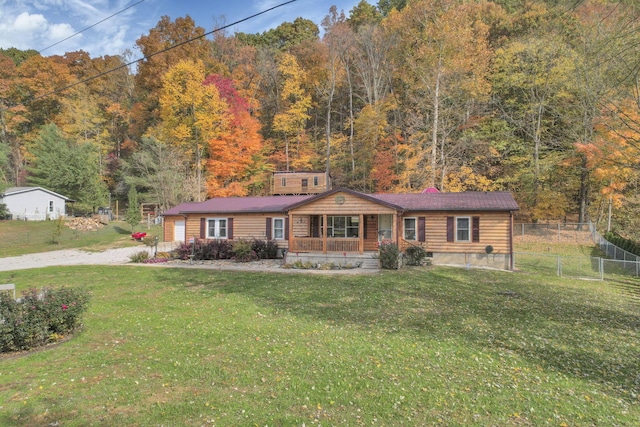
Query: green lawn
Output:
[[0, 266, 638, 426], [0, 220, 163, 257]]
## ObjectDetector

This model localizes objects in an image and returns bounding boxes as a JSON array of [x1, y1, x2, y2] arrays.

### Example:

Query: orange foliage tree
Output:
[[204, 75, 265, 197]]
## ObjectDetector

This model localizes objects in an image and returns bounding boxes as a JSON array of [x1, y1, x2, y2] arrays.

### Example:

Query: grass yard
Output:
[[0, 220, 163, 257], [0, 265, 638, 426]]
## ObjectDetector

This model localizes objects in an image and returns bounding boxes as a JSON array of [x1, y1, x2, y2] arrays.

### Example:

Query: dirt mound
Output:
[[66, 217, 105, 231]]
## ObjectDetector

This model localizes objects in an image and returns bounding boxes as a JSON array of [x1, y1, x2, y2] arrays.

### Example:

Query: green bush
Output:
[[129, 250, 150, 263], [404, 245, 428, 266], [604, 232, 640, 257], [0, 286, 90, 353], [378, 242, 400, 269], [232, 240, 258, 262]]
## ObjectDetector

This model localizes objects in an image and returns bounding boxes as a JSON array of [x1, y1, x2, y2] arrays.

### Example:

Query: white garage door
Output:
[[174, 220, 186, 242]]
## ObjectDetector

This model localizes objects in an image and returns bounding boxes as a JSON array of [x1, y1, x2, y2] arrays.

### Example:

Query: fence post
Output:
[[557, 255, 561, 277], [557, 223, 560, 242], [600, 258, 604, 281]]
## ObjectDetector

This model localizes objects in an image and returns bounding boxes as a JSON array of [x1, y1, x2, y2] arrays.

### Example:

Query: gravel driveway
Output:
[[0, 245, 163, 272], [0, 244, 377, 274]]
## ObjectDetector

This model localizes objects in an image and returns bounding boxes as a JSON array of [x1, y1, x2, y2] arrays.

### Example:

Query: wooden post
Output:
[[359, 213, 364, 254], [322, 214, 327, 254]]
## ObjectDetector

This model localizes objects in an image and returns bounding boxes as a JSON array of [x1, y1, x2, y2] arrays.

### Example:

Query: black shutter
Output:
[[446, 217, 454, 242], [285, 217, 290, 240], [418, 217, 426, 242], [472, 216, 480, 243], [266, 217, 272, 240], [200, 218, 206, 239], [227, 218, 234, 240]]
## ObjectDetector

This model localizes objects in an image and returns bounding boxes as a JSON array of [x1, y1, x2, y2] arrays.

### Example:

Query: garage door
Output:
[[174, 220, 186, 242]]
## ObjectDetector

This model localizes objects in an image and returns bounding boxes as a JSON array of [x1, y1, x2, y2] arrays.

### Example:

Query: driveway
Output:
[[0, 245, 167, 272]]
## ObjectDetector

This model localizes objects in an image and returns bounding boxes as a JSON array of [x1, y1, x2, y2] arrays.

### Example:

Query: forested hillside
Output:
[[0, 0, 638, 236]]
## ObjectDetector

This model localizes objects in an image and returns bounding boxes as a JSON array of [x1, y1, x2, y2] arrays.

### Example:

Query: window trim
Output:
[[273, 217, 285, 240], [404, 217, 417, 241], [206, 218, 228, 239], [456, 216, 471, 242], [313, 176, 319, 186], [326, 215, 359, 238], [281, 177, 286, 187]]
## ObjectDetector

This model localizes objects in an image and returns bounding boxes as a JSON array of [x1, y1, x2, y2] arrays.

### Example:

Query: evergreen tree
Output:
[[125, 186, 141, 232]]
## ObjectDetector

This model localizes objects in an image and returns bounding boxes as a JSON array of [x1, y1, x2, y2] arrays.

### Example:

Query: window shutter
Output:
[[446, 217, 454, 242], [227, 218, 234, 240], [364, 216, 368, 239], [472, 216, 480, 243], [200, 218, 206, 239], [418, 217, 426, 242], [266, 217, 272, 240], [285, 217, 290, 240]]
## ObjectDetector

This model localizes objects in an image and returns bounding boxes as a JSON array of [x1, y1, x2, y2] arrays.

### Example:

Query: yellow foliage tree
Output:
[[158, 60, 229, 201]]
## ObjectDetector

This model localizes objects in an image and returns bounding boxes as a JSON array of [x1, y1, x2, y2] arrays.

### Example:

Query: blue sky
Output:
[[0, 0, 361, 58]]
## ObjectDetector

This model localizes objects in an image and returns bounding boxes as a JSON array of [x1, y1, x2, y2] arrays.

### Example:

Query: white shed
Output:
[[0, 187, 73, 220]]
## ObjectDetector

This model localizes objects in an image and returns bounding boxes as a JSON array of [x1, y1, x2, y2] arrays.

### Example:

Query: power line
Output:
[[39, 0, 146, 54], [4, 0, 298, 112]]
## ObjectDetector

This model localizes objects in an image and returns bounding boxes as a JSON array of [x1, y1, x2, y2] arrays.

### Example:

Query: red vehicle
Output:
[[131, 231, 147, 241]]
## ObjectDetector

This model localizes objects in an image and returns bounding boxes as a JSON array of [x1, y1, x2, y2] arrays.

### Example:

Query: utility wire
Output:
[[39, 0, 146, 53], [4, 0, 297, 112]]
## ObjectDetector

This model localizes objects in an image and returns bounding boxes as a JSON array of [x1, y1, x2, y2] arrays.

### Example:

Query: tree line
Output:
[[0, 0, 638, 236]]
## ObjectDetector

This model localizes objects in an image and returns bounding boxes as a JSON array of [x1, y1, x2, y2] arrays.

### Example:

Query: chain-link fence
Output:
[[514, 222, 640, 281], [513, 223, 593, 244]]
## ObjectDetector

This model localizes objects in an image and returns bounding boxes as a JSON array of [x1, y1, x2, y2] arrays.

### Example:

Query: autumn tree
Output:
[[272, 53, 312, 171], [388, 0, 492, 189], [158, 60, 229, 201], [204, 75, 265, 197]]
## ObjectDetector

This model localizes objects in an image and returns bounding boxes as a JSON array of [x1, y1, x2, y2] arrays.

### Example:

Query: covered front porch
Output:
[[287, 213, 397, 255]]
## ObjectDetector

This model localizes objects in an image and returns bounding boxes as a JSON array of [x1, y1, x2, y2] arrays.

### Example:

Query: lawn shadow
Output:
[[148, 267, 640, 403]]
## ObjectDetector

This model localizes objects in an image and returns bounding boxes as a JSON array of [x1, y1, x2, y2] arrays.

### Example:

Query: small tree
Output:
[[125, 187, 141, 231]]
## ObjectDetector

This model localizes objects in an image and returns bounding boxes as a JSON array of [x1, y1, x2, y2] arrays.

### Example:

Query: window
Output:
[[313, 176, 319, 186], [281, 177, 286, 187], [273, 218, 285, 240], [48, 201, 54, 213], [404, 218, 417, 240], [456, 217, 470, 242], [327, 216, 359, 238], [207, 218, 227, 239]]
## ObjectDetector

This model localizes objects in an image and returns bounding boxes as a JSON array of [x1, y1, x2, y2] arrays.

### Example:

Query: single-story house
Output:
[[0, 187, 72, 220], [162, 187, 519, 270]]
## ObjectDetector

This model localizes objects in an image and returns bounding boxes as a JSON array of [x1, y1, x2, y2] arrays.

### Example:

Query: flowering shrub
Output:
[[377, 242, 400, 269], [0, 286, 90, 353]]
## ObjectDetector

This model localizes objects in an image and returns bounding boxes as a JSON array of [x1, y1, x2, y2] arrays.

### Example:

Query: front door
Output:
[[378, 214, 393, 242]]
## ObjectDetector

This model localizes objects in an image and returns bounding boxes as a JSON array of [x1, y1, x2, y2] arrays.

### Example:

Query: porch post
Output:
[[359, 213, 364, 254], [322, 214, 327, 254], [288, 213, 294, 252]]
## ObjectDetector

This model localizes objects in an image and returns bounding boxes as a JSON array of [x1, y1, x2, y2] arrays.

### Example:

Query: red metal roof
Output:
[[372, 191, 519, 211], [165, 195, 312, 215], [162, 190, 518, 215]]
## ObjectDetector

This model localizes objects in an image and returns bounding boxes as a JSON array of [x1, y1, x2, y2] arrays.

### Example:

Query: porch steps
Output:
[[359, 257, 380, 270]]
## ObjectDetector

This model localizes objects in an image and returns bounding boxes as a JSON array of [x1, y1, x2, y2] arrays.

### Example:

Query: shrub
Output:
[[404, 245, 428, 266], [129, 250, 150, 263], [0, 286, 90, 353], [378, 242, 400, 269], [232, 240, 258, 262], [251, 239, 279, 259]]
